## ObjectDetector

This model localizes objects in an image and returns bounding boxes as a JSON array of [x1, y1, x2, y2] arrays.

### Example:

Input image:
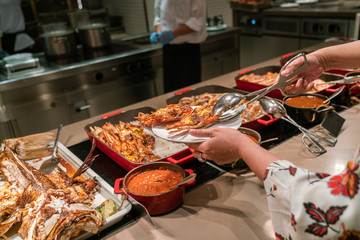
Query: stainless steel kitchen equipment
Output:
[[0, 44, 163, 141], [78, 22, 111, 49], [231, 1, 358, 68], [0, 53, 44, 78], [39, 29, 77, 57]]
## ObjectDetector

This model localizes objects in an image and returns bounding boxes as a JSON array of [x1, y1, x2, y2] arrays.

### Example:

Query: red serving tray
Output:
[[235, 65, 349, 99], [235, 66, 284, 99], [166, 85, 279, 131], [84, 107, 195, 171]]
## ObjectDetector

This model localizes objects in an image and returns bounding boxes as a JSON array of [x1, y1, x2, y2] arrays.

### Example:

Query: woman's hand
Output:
[[186, 128, 250, 165], [186, 127, 280, 181], [283, 53, 325, 94]]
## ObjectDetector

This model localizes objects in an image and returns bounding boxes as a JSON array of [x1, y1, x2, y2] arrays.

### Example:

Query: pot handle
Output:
[[114, 178, 125, 194], [166, 148, 195, 165], [323, 85, 343, 94], [237, 68, 252, 76], [184, 169, 196, 186], [174, 88, 192, 95], [257, 115, 279, 126]]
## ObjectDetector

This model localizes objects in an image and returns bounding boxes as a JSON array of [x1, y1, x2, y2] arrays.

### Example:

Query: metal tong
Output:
[[314, 75, 360, 86], [218, 53, 309, 121], [284, 116, 336, 155]]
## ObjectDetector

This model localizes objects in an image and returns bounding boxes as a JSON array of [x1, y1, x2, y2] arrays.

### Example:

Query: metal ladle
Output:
[[39, 124, 63, 174], [154, 173, 197, 190], [259, 98, 337, 155], [213, 52, 309, 121]]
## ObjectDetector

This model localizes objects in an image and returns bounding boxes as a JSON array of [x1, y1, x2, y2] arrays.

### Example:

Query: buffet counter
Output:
[[57, 41, 359, 240]]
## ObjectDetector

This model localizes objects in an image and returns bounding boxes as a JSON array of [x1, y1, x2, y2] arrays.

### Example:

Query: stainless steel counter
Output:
[[264, 0, 360, 18], [0, 28, 241, 141]]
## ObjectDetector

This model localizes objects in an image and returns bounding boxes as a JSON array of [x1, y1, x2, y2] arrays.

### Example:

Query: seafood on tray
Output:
[[0, 140, 105, 240], [238, 72, 334, 93], [90, 121, 161, 163], [178, 92, 228, 106], [177, 93, 265, 125], [3, 132, 55, 160], [135, 104, 220, 135]]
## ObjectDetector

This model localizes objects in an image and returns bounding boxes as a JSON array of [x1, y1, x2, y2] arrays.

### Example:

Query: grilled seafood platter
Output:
[[175, 93, 266, 125], [88, 120, 188, 165], [132, 103, 242, 143], [135, 104, 221, 136], [0, 138, 128, 240]]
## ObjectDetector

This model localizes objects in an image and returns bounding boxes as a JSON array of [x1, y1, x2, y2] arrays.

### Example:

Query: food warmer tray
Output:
[[3, 142, 132, 240], [166, 85, 278, 131], [84, 107, 195, 171], [235, 66, 347, 99]]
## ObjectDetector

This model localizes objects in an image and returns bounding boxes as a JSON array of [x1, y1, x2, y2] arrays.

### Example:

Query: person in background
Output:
[[0, 0, 35, 59], [186, 40, 360, 240], [150, 0, 207, 93]]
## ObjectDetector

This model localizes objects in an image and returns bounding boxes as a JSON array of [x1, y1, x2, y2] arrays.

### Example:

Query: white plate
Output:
[[152, 113, 242, 143]]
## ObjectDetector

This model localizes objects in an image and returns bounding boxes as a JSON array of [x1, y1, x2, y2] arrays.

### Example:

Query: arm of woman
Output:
[[186, 128, 280, 181], [283, 40, 360, 94]]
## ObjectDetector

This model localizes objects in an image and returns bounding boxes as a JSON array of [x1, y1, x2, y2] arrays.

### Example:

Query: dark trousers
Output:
[[2, 31, 32, 54], [163, 43, 201, 93], [2, 33, 17, 54]]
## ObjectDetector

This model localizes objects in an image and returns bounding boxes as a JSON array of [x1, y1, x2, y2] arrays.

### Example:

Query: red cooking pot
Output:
[[114, 162, 195, 216]]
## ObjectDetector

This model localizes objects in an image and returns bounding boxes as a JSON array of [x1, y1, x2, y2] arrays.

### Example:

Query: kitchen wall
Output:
[[102, 0, 233, 35]]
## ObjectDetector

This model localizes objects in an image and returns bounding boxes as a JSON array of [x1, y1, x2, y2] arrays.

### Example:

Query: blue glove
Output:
[[149, 32, 160, 44], [0, 49, 5, 60], [157, 30, 175, 45]]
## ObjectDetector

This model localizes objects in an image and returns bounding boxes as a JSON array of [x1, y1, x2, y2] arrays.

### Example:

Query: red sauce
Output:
[[127, 168, 183, 195], [246, 134, 258, 143], [285, 96, 325, 108]]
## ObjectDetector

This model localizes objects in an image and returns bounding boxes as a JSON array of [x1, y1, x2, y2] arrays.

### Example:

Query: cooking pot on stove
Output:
[[39, 29, 77, 57], [114, 162, 195, 216], [78, 22, 111, 49]]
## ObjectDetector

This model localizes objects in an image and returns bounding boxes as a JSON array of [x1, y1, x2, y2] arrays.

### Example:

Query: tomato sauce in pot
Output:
[[246, 134, 258, 143], [127, 168, 183, 195], [284, 95, 325, 108]]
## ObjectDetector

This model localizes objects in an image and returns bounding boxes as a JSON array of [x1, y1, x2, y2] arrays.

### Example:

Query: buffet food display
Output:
[[0, 136, 131, 240], [85, 107, 193, 171]]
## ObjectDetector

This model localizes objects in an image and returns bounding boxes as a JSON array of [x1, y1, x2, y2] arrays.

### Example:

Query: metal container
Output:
[[78, 23, 111, 49], [39, 29, 77, 57], [114, 162, 195, 215], [283, 93, 332, 125]]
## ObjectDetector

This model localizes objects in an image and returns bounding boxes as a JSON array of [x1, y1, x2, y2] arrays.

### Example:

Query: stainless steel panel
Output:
[[240, 35, 299, 68], [263, 17, 301, 36], [302, 18, 349, 39]]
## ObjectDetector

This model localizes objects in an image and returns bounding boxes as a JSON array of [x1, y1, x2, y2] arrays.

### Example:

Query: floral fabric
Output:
[[264, 147, 360, 240]]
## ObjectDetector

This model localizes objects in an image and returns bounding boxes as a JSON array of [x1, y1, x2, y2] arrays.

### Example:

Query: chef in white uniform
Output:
[[0, 0, 34, 58], [150, 0, 207, 93]]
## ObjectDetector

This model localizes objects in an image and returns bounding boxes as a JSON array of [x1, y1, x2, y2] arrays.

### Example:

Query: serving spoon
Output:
[[154, 173, 197, 190], [39, 124, 63, 174]]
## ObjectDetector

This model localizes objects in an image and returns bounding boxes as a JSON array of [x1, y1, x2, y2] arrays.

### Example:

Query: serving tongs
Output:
[[314, 75, 360, 86], [214, 52, 309, 121]]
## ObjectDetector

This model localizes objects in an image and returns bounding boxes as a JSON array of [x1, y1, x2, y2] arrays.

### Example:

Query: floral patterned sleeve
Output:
[[263, 148, 360, 240]]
